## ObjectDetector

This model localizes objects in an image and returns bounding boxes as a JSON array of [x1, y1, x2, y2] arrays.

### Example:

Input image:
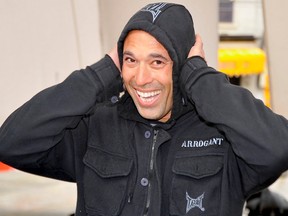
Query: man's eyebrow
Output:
[[149, 53, 170, 61], [123, 51, 170, 62], [123, 51, 134, 56]]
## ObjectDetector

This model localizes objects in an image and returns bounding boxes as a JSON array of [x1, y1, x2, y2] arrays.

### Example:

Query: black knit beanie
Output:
[[118, 2, 195, 121]]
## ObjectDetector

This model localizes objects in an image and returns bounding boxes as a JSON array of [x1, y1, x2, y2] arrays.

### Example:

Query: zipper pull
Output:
[[128, 193, 133, 203]]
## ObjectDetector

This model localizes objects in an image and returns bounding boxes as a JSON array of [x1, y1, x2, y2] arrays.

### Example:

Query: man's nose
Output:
[[134, 63, 153, 86]]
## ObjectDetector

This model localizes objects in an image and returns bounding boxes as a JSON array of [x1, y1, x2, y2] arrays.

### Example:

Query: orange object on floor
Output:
[[0, 162, 12, 172]]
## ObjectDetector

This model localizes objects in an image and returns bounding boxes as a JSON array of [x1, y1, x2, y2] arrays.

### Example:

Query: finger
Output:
[[108, 45, 121, 71], [195, 34, 206, 60], [194, 34, 203, 49]]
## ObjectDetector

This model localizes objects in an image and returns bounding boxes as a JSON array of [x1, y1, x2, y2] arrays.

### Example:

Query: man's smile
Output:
[[135, 89, 161, 104]]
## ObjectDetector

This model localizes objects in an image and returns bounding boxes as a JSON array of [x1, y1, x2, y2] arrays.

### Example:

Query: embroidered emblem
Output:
[[186, 192, 205, 213], [140, 2, 167, 22]]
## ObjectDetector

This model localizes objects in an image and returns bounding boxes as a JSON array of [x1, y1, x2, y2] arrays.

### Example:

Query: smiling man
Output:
[[1, 2, 288, 216], [122, 30, 174, 122]]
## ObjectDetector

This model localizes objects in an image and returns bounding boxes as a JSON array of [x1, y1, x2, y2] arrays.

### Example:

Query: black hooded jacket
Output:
[[1, 3, 288, 216]]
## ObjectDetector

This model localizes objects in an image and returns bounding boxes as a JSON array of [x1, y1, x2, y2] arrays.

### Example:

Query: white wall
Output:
[[0, 0, 102, 124], [263, 0, 288, 118]]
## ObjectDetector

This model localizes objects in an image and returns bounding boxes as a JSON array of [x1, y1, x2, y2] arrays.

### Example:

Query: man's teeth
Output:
[[136, 90, 160, 101]]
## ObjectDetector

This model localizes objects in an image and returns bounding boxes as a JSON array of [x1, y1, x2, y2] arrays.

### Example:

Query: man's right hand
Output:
[[108, 45, 121, 72]]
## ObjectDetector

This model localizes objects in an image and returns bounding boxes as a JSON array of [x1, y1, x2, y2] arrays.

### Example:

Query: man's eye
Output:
[[124, 57, 135, 63], [151, 60, 165, 68], [153, 60, 163, 65]]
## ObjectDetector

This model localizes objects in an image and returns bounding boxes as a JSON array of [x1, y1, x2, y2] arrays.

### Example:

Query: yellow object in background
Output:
[[263, 73, 271, 108], [218, 48, 266, 77]]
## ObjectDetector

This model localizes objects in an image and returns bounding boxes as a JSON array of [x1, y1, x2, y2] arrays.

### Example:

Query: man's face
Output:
[[122, 30, 173, 123]]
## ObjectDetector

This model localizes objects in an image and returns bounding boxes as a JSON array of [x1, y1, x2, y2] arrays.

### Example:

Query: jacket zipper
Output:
[[127, 168, 137, 203], [143, 129, 158, 216], [127, 122, 138, 204]]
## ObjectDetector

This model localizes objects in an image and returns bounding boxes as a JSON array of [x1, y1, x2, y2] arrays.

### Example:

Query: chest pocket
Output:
[[170, 154, 223, 216], [83, 147, 133, 216]]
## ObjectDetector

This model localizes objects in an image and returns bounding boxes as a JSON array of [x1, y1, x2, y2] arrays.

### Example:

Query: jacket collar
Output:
[[117, 92, 193, 129]]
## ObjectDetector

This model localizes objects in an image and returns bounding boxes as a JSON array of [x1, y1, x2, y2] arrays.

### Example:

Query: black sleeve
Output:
[[180, 56, 288, 195], [0, 55, 122, 181]]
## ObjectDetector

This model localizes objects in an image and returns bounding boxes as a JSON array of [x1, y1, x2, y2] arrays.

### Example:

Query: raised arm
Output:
[[180, 35, 288, 195], [0, 54, 122, 181]]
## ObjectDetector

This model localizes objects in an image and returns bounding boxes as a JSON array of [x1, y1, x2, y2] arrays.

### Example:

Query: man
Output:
[[0, 2, 288, 216]]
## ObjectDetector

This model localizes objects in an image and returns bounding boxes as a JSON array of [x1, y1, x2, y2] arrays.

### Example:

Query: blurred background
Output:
[[0, 0, 287, 215]]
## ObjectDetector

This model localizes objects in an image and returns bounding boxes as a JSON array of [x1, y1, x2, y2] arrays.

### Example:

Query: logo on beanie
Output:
[[141, 3, 167, 22]]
